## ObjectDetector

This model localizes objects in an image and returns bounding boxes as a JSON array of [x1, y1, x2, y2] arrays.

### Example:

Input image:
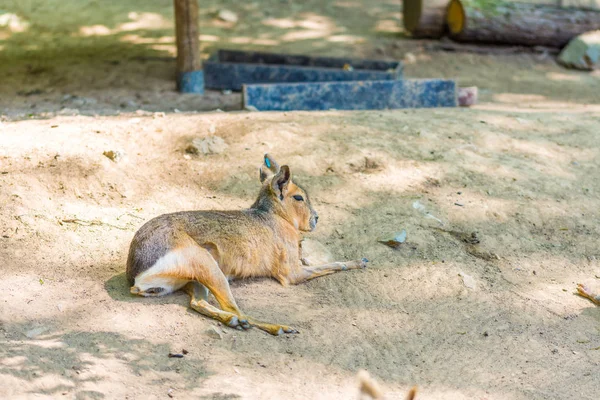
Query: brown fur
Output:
[[126, 154, 368, 335], [358, 370, 417, 400]]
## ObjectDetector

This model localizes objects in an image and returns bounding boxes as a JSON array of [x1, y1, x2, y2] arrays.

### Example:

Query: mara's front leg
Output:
[[288, 258, 368, 284], [577, 284, 600, 305]]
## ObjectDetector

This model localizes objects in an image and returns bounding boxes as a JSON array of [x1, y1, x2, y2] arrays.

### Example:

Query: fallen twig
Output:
[[59, 218, 129, 230]]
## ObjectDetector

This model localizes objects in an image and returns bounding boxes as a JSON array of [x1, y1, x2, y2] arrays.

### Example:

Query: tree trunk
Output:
[[403, 0, 451, 38], [174, 0, 203, 92], [446, 0, 600, 48]]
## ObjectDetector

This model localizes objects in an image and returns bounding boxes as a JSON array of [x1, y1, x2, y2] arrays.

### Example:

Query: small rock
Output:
[[217, 9, 238, 23], [378, 230, 407, 249], [458, 87, 478, 107], [25, 327, 48, 338], [558, 30, 600, 71], [208, 124, 216, 134], [458, 272, 476, 289], [57, 108, 79, 116], [206, 326, 223, 340], [403, 52, 417, 64], [103, 150, 125, 162], [186, 136, 228, 155], [167, 388, 175, 398], [244, 105, 259, 112], [412, 200, 427, 213]]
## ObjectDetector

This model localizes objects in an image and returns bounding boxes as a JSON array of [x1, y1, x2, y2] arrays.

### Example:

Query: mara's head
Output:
[[253, 154, 318, 232]]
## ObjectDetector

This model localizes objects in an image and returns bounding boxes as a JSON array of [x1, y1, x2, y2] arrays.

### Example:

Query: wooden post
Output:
[[403, 0, 451, 39], [174, 0, 203, 93]]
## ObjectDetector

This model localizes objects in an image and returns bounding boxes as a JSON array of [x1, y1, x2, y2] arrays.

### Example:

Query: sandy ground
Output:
[[2, 1, 600, 399]]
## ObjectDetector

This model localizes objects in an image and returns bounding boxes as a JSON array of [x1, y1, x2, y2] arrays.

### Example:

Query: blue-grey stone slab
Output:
[[204, 50, 402, 91], [242, 79, 457, 111], [214, 49, 401, 72]]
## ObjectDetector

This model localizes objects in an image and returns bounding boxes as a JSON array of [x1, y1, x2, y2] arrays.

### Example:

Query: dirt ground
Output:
[[2, 1, 600, 399]]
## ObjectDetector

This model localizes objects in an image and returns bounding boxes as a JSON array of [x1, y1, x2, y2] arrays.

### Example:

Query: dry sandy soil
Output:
[[2, 1, 600, 399]]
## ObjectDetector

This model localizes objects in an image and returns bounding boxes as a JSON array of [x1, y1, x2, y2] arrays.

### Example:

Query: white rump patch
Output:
[[133, 250, 190, 296]]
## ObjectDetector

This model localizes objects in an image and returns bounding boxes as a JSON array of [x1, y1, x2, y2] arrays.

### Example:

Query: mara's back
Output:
[[125, 209, 290, 284]]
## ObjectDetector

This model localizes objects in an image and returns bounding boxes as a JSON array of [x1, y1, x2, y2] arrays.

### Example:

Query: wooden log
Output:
[[174, 0, 203, 93], [403, 0, 451, 38], [446, 0, 600, 48]]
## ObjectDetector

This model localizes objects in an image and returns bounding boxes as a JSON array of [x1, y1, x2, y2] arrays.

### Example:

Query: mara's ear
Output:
[[271, 165, 291, 200], [259, 153, 281, 183]]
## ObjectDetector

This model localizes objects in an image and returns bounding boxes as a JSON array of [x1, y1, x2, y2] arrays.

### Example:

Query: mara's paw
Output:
[[346, 258, 369, 270], [227, 315, 251, 330], [274, 325, 299, 336]]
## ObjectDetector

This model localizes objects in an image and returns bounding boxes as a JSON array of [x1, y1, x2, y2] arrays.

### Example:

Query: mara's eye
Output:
[[292, 195, 304, 201]]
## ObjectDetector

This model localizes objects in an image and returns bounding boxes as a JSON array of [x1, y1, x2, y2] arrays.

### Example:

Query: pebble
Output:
[[217, 9, 238, 23], [206, 326, 223, 340], [403, 52, 417, 64], [458, 87, 478, 107], [103, 150, 126, 162], [458, 272, 476, 289], [25, 327, 48, 338], [558, 30, 600, 71], [186, 136, 228, 155]]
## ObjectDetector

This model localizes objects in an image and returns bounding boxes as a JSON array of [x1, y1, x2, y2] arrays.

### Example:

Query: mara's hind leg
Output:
[[183, 282, 249, 330], [185, 248, 298, 336], [183, 283, 295, 334], [170, 246, 252, 330], [130, 244, 249, 330]]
